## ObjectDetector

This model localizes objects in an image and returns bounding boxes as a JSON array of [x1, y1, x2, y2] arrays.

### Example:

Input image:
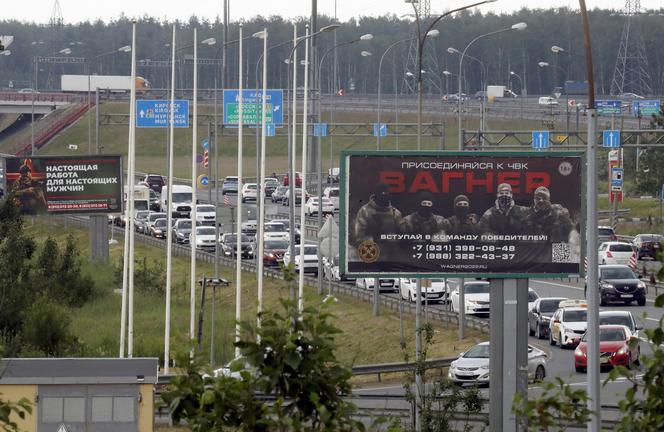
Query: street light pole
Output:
[[509, 70, 524, 129], [256, 28, 268, 330], [378, 37, 412, 151]]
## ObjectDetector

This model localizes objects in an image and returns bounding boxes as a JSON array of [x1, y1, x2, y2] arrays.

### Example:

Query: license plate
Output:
[[620, 294, 633, 298]]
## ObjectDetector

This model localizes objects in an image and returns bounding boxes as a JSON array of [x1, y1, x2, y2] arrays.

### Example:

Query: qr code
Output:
[[552, 242, 572, 263]]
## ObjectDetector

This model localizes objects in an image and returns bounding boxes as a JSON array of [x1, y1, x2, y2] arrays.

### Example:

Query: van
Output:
[[160, 184, 193, 218], [323, 186, 340, 211], [538, 96, 558, 106]]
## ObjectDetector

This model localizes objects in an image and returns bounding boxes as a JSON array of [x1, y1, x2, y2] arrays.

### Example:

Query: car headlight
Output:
[[638, 281, 646, 289], [541, 316, 551, 321], [478, 364, 490, 370], [154, 229, 162, 234], [574, 347, 586, 357], [601, 283, 614, 289], [616, 346, 628, 355]]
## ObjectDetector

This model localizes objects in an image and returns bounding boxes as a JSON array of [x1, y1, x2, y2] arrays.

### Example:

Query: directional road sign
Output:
[[611, 167, 624, 188], [373, 123, 387, 137], [314, 123, 328, 137], [595, 100, 621, 115], [136, 100, 189, 128], [632, 100, 661, 117], [197, 174, 209, 188], [265, 123, 276, 137], [201, 138, 209, 150], [602, 130, 621, 148], [223, 89, 283, 126], [531, 130, 550, 149]]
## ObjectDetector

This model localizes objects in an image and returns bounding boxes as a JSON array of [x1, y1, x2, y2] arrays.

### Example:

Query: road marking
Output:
[[353, 384, 404, 392], [646, 317, 660, 322]]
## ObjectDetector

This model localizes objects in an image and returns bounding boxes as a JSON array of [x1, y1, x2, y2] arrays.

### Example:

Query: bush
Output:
[[21, 297, 80, 357], [113, 255, 165, 295]]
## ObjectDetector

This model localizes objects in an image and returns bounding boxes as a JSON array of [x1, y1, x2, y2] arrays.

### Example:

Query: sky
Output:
[[2, 0, 662, 24]]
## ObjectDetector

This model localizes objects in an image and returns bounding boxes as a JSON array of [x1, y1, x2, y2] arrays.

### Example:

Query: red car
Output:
[[263, 239, 289, 267], [283, 171, 302, 187], [574, 325, 640, 372]]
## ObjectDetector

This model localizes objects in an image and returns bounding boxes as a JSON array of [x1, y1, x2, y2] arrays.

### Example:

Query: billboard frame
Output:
[[339, 150, 586, 280]]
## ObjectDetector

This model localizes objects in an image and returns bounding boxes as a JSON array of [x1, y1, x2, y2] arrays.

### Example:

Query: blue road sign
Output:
[[373, 123, 387, 137], [595, 100, 621, 115], [313, 123, 328, 137], [223, 89, 283, 126], [265, 123, 276, 137], [202, 138, 209, 150], [631, 100, 660, 117], [611, 167, 624, 188], [136, 100, 189, 128], [200, 176, 209, 186], [602, 130, 621, 148], [531, 130, 550, 149]]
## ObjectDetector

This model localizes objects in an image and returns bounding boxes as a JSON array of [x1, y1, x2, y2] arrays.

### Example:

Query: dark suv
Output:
[[144, 174, 165, 194], [632, 234, 663, 260], [528, 297, 567, 339], [585, 265, 647, 306]]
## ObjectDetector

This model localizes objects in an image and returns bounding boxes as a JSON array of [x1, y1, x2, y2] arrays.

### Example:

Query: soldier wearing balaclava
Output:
[[443, 194, 479, 235], [354, 183, 403, 243], [525, 186, 574, 243], [401, 190, 447, 235], [478, 183, 528, 235]]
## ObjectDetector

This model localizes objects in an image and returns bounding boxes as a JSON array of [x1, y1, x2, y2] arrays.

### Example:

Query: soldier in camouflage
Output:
[[524, 186, 574, 243], [443, 194, 479, 235], [401, 191, 447, 235], [478, 183, 528, 235], [354, 183, 403, 243]]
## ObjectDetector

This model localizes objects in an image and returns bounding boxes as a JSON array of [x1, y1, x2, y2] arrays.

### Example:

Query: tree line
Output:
[[0, 7, 663, 96]]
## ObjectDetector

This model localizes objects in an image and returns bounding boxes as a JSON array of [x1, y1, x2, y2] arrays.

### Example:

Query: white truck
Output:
[[486, 85, 517, 100], [60, 75, 150, 93], [160, 184, 193, 218], [110, 184, 150, 226]]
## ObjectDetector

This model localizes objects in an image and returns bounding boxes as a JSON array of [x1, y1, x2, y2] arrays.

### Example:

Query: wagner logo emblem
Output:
[[558, 161, 573, 176], [357, 240, 380, 263]]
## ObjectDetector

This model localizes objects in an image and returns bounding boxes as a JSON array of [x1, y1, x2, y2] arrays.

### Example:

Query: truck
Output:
[[486, 85, 518, 100], [60, 75, 150, 94], [110, 184, 150, 226]]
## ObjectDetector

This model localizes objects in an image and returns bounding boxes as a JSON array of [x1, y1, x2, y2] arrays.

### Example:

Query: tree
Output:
[[634, 108, 664, 195]]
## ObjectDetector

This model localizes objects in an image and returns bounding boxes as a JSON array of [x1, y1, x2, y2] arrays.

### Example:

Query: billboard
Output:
[[341, 151, 584, 278], [4, 155, 123, 215]]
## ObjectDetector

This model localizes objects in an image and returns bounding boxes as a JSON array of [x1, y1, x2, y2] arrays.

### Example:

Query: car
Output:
[[262, 239, 289, 267], [304, 196, 334, 216], [538, 96, 559, 106], [150, 218, 168, 239], [444, 93, 468, 101], [222, 176, 239, 195], [574, 325, 640, 372], [271, 186, 289, 203], [447, 342, 547, 386], [194, 226, 217, 251], [219, 233, 254, 259], [241, 219, 257, 236], [549, 306, 587, 348], [133, 210, 152, 233], [475, 91, 487, 100], [195, 204, 217, 226], [283, 171, 302, 187], [356, 277, 400, 293], [145, 212, 167, 235], [160, 184, 193, 218], [143, 174, 166, 194], [586, 264, 647, 306], [528, 297, 568, 339], [282, 188, 309, 206], [263, 178, 280, 197], [599, 310, 643, 339], [598, 241, 635, 266], [632, 234, 663, 260], [172, 219, 198, 244], [597, 225, 618, 243], [18, 88, 39, 94], [270, 219, 301, 243], [322, 255, 355, 283], [450, 280, 490, 316], [283, 243, 319, 274], [241, 183, 258, 203], [323, 187, 340, 211], [263, 222, 289, 242], [399, 278, 447, 303], [327, 167, 340, 184], [528, 288, 540, 311], [149, 189, 161, 212]]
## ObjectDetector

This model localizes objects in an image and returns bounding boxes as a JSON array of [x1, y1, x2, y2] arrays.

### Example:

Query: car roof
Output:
[[561, 306, 587, 312], [599, 264, 632, 269], [601, 241, 632, 246], [597, 225, 614, 230], [558, 299, 587, 309], [599, 310, 632, 317]]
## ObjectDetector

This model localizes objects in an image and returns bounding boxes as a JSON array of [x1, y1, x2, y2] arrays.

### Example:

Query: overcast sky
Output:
[[3, 0, 663, 24]]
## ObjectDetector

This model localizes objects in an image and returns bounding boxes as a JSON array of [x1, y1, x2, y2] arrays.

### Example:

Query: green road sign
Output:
[[225, 103, 274, 125]]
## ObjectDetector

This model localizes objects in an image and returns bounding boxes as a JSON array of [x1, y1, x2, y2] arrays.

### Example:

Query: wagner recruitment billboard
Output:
[[4, 155, 123, 215], [341, 151, 584, 278]]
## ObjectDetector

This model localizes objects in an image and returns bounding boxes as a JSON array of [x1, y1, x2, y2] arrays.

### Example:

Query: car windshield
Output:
[[173, 192, 192, 202], [276, 187, 288, 193], [224, 234, 250, 243], [178, 221, 192, 229], [149, 213, 166, 222], [265, 223, 286, 232], [197, 227, 216, 235], [147, 176, 163, 183], [592, 328, 627, 342], [294, 246, 318, 255], [327, 189, 339, 197], [225, 177, 238, 183], [599, 315, 633, 330], [155, 219, 167, 227], [601, 267, 636, 279], [273, 220, 290, 229], [609, 244, 633, 252], [136, 211, 150, 219], [465, 283, 490, 294], [598, 228, 614, 236], [641, 235, 662, 242], [197, 205, 215, 212], [528, 290, 539, 302], [540, 299, 563, 313], [463, 344, 490, 358], [563, 309, 587, 322], [246, 184, 257, 190], [265, 240, 288, 249]]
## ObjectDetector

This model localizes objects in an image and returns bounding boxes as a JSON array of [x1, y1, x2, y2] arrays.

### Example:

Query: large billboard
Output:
[[341, 151, 584, 278], [4, 155, 123, 215]]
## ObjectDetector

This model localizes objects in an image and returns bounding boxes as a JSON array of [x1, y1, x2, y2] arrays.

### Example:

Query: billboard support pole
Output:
[[489, 278, 504, 429]]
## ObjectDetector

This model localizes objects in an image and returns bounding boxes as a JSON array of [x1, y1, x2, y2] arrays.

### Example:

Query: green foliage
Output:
[[161, 298, 364, 432], [113, 254, 166, 294], [512, 377, 592, 431], [21, 297, 81, 357], [0, 394, 32, 432], [633, 108, 664, 195]]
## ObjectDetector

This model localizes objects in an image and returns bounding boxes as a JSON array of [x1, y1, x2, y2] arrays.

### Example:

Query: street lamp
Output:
[[456, 22, 527, 151], [377, 36, 412, 152], [509, 71, 524, 128], [538, 60, 570, 131]]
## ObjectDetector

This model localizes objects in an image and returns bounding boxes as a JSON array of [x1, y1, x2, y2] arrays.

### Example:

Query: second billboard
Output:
[[341, 152, 584, 278]]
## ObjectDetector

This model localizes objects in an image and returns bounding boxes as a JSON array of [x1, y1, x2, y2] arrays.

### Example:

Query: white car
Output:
[[195, 204, 217, 226], [549, 306, 587, 348], [356, 277, 399, 292], [323, 187, 340, 211], [240, 183, 258, 203], [598, 241, 635, 266], [399, 278, 448, 303], [263, 222, 290, 242], [194, 226, 217, 251], [538, 96, 559, 106], [304, 196, 334, 216], [283, 244, 319, 274], [450, 281, 490, 315], [448, 342, 547, 386], [528, 288, 540, 311]]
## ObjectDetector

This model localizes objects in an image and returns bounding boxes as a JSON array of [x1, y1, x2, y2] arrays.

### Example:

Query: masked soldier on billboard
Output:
[[443, 194, 479, 235], [479, 183, 528, 235], [354, 183, 403, 243], [11, 159, 47, 214], [401, 191, 447, 235], [525, 186, 574, 243]]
